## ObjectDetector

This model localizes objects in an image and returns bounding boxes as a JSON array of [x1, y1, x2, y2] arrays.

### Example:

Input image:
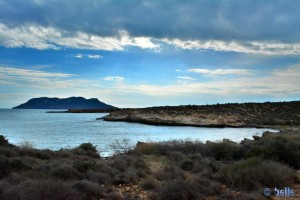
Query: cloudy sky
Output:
[[0, 0, 300, 108]]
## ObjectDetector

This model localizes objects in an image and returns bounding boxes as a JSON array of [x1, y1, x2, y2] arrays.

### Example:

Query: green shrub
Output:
[[246, 134, 300, 169], [207, 140, 242, 161], [73, 160, 96, 173], [0, 156, 31, 178], [0, 135, 9, 146], [79, 143, 97, 153], [180, 160, 194, 171], [220, 158, 296, 191]]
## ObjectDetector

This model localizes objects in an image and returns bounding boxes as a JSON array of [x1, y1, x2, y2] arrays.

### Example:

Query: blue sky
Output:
[[0, 0, 300, 108]]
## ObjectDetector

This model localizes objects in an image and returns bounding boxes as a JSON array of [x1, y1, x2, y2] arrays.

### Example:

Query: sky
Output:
[[0, 0, 300, 108]]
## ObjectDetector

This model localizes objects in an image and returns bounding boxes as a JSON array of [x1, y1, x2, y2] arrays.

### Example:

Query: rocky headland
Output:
[[102, 101, 300, 128]]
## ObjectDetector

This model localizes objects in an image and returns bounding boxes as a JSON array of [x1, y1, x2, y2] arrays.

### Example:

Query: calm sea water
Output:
[[0, 109, 275, 156]]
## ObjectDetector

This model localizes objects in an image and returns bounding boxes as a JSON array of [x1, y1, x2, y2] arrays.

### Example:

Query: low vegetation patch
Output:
[[0, 130, 299, 199]]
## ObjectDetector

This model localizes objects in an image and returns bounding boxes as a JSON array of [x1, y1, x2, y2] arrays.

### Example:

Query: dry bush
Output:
[[110, 155, 134, 171], [72, 180, 104, 200], [154, 165, 185, 181], [0, 147, 17, 158], [140, 177, 158, 190], [124, 168, 139, 184], [108, 139, 134, 154], [1, 179, 82, 200], [86, 170, 112, 185], [220, 157, 297, 191], [134, 142, 156, 154], [167, 151, 186, 162], [50, 164, 82, 180]]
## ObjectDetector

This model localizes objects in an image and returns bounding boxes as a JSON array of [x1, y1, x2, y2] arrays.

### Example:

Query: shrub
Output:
[[108, 139, 134, 154], [3, 173, 23, 185], [0, 156, 31, 178], [72, 180, 104, 200], [79, 143, 97, 153], [140, 178, 157, 190], [219, 158, 296, 191], [133, 157, 148, 169], [73, 160, 96, 173], [207, 140, 242, 160], [106, 190, 123, 200], [0, 135, 9, 146], [1, 179, 82, 200], [0, 147, 17, 157], [86, 170, 112, 185], [0, 180, 10, 196], [156, 179, 201, 200], [19, 148, 54, 160], [110, 155, 134, 171], [188, 153, 202, 161], [168, 151, 186, 162], [134, 142, 156, 154], [246, 134, 300, 169], [154, 165, 185, 181], [50, 164, 81, 180], [180, 160, 194, 171], [153, 140, 209, 156], [124, 168, 139, 184]]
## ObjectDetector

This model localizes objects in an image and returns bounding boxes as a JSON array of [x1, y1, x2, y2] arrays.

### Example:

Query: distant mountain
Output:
[[12, 97, 117, 110]]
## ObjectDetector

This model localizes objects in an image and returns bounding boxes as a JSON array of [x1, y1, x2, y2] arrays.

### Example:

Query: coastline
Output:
[[101, 101, 300, 129]]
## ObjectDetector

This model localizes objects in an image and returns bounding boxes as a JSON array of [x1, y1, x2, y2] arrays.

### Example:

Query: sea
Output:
[[0, 109, 276, 156]]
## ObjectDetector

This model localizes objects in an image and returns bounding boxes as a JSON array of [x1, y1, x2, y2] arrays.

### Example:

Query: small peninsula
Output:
[[102, 101, 300, 128], [12, 97, 118, 110]]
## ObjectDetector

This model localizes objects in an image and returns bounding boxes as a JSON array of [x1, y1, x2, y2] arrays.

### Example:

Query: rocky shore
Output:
[[102, 101, 300, 128]]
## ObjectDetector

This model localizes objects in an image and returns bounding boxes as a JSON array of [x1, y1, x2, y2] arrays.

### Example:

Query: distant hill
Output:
[[12, 97, 117, 110]]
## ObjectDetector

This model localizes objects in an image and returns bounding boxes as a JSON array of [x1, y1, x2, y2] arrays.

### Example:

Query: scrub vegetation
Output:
[[0, 130, 299, 199]]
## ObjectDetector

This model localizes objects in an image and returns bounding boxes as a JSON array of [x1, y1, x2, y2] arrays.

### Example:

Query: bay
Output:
[[0, 109, 275, 156]]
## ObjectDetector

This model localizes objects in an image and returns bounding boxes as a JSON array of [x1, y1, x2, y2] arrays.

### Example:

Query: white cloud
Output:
[[187, 68, 251, 76], [0, 66, 76, 78], [75, 54, 83, 58], [176, 69, 182, 72], [0, 66, 92, 90], [88, 54, 102, 59], [105, 65, 300, 98], [69, 54, 103, 59], [1, 23, 300, 55], [162, 38, 300, 55], [177, 76, 196, 80], [0, 23, 159, 51], [103, 76, 125, 82]]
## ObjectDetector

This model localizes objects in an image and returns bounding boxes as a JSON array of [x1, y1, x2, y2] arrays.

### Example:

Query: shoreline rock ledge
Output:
[[101, 101, 300, 128]]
